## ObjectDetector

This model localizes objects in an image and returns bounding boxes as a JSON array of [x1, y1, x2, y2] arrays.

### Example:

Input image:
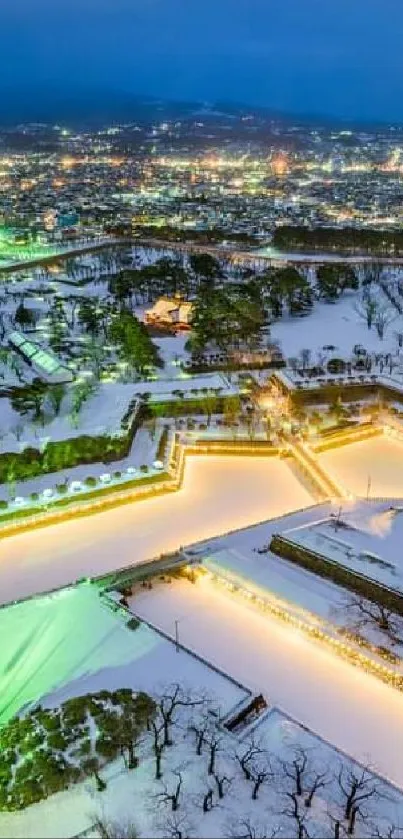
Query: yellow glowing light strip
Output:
[[198, 570, 403, 692]]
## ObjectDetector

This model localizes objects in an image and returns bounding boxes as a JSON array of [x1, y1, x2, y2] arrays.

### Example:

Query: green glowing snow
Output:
[[0, 583, 151, 726]]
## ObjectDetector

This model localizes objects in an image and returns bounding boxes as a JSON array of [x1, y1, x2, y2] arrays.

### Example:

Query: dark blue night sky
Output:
[[2, 0, 403, 121]]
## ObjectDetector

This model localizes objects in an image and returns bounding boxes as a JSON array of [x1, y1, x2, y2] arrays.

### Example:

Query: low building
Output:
[[144, 297, 193, 331], [7, 331, 74, 384]]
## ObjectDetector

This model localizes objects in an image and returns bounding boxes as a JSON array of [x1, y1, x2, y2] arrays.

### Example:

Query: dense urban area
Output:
[[2, 108, 403, 839]]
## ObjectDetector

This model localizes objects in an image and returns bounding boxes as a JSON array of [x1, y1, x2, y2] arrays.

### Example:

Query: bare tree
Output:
[[189, 718, 207, 756], [281, 748, 309, 797], [374, 304, 396, 340], [394, 330, 403, 350], [250, 760, 274, 801], [354, 290, 378, 331], [207, 729, 225, 776], [361, 262, 384, 287], [282, 791, 310, 839], [92, 817, 138, 839], [300, 348, 311, 370], [150, 717, 165, 780], [236, 738, 265, 782], [304, 768, 328, 808], [162, 810, 195, 839], [336, 596, 403, 648], [279, 747, 328, 834], [82, 756, 106, 791], [213, 770, 233, 799], [188, 705, 216, 756], [332, 820, 344, 839], [337, 765, 380, 835], [10, 423, 24, 443], [155, 769, 183, 811], [372, 824, 403, 839], [324, 809, 349, 839], [156, 684, 206, 748], [114, 711, 145, 770], [225, 816, 279, 839], [202, 787, 214, 813]]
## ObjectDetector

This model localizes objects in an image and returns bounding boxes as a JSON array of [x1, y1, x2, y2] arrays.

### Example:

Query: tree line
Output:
[[273, 225, 403, 256]]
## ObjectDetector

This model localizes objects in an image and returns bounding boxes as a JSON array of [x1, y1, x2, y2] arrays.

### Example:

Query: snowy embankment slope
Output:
[[0, 583, 245, 727], [283, 498, 403, 596], [190, 499, 403, 653], [0, 425, 161, 504]]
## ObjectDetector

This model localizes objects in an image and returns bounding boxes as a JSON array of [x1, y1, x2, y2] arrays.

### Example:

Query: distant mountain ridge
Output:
[[0, 86, 399, 129]]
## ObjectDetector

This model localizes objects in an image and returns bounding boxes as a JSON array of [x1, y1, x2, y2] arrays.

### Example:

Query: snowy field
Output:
[[0, 583, 244, 727], [0, 383, 137, 454], [0, 456, 313, 605], [319, 436, 403, 498], [132, 578, 403, 788], [271, 292, 403, 359]]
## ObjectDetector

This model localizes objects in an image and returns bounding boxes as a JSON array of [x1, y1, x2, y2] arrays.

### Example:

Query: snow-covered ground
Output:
[[0, 370, 235, 455], [131, 577, 403, 788], [0, 582, 244, 727], [153, 332, 190, 371], [1, 579, 403, 839], [0, 383, 137, 454], [189, 497, 403, 656], [2, 698, 402, 839], [199, 541, 403, 660], [271, 292, 403, 359], [282, 500, 403, 596], [130, 371, 236, 400], [0, 424, 163, 506], [319, 436, 403, 498], [0, 456, 313, 605]]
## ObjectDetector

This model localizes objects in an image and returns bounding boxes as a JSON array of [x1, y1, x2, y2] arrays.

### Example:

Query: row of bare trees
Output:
[[92, 683, 402, 839]]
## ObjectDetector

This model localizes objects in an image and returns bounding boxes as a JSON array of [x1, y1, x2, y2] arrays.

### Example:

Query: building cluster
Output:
[[1, 119, 403, 261]]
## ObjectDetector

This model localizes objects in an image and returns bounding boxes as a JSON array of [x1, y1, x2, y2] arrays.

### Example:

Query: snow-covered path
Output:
[[132, 578, 403, 789], [0, 457, 312, 606]]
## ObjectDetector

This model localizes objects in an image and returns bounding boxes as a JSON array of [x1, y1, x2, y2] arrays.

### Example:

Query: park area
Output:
[[131, 576, 403, 788], [318, 436, 403, 498], [0, 455, 313, 605], [1, 578, 403, 839]]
